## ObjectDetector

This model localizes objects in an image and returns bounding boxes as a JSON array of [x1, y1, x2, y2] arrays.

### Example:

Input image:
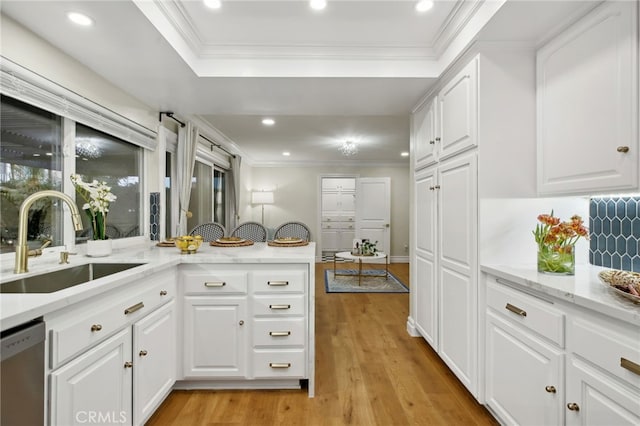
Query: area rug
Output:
[[324, 269, 409, 293]]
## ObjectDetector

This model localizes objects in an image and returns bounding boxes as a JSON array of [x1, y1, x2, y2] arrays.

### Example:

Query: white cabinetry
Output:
[[483, 273, 640, 426], [46, 268, 177, 426], [179, 264, 312, 391], [321, 178, 356, 252], [484, 277, 564, 425], [537, 0, 639, 195], [413, 97, 438, 170]]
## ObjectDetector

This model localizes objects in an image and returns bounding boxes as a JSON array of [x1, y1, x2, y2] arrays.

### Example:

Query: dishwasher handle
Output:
[[1, 320, 45, 362]]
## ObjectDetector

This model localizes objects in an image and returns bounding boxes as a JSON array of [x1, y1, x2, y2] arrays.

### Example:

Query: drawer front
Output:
[[253, 295, 305, 316], [252, 318, 306, 347], [181, 271, 248, 295], [49, 277, 175, 369], [251, 270, 305, 293], [570, 317, 640, 388], [252, 350, 306, 378], [486, 278, 565, 347]]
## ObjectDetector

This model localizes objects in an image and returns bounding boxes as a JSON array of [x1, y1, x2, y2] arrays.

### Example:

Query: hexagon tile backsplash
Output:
[[589, 196, 640, 272]]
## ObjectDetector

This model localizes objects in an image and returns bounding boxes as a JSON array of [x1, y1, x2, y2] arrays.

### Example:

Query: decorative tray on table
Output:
[[210, 237, 254, 247], [598, 269, 640, 303], [268, 237, 309, 247]]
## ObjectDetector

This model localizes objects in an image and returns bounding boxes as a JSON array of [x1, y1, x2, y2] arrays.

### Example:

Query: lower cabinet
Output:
[[483, 273, 640, 426], [46, 269, 177, 426]]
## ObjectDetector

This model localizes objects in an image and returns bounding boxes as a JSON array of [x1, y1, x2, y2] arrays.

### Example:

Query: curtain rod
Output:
[[200, 133, 236, 158], [158, 111, 185, 127], [159, 111, 235, 158]]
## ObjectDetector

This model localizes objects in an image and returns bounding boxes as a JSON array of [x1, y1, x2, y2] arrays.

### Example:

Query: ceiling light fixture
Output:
[[67, 12, 93, 26], [282, 151, 291, 156], [415, 0, 434, 13], [401, 152, 409, 157], [203, 0, 222, 9], [310, 0, 327, 11], [339, 140, 358, 157], [262, 118, 275, 126]]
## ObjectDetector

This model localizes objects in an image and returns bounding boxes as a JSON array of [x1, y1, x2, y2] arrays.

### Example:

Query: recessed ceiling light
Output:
[[45, 152, 53, 156], [203, 0, 222, 9], [282, 152, 291, 156], [262, 118, 275, 126], [401, 152, 409, 157], [67, 12, 93, 26], [310, 0, 327, 11], [415, 0, 434, 13], [32, 153, 41, 157]]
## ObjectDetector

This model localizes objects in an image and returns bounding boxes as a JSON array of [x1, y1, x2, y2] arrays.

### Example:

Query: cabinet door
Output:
[[183, 296, 246, 378], [437, 152, 477, 394], [50, 328, 132, 426], [321, 229, 339, 251], [485, 312, 563, 426], [132, 301, 176, 426], [537, 1, 638, 195], [414, 167, 438, 348], [566, 356, 640, 425], [438, 57, 478, 160], [414, 97, 438, 169]]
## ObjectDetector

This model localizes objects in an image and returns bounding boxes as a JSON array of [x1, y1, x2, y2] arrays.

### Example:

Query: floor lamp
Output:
[[252, 191, 274, 225]]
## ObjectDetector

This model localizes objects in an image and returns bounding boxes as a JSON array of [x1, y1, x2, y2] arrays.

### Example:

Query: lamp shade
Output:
[[252, 191, 274, 204]]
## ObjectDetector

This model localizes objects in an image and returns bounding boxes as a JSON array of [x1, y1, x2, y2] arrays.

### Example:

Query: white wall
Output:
[[250, 165, 410, 259]]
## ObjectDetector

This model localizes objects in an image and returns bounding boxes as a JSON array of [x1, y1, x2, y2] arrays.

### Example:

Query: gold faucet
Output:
[[14, 190, 83, 274]]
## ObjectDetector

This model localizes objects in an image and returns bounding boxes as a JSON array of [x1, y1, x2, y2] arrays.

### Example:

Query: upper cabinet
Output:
[[537, 0, 639, 196], [413, 97, 438, 170]]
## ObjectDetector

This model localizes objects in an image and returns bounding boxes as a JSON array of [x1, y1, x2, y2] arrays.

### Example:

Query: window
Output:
[[75, 124, 142, 240], [186, 159, 227, 232], [0, 96, 63, 253], [165, 151, 173, 237], [214, 168, 226, 226]]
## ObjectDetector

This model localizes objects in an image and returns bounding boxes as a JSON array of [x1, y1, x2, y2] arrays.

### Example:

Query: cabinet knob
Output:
[[617, 146, 630, 153], [435, 137, 441, 142], [567, 403, 580, 411], [160, 290, 168, 296], [139, 350, 148, 357], [429, 140, 435, 145], [545, 385, 556, 393], [239, 320, 244, 326], [90, 324, 102, 332], [124, 361, 133, 369]]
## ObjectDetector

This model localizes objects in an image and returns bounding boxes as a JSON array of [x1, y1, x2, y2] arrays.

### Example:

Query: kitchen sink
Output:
[[0, 263, 145, 294]]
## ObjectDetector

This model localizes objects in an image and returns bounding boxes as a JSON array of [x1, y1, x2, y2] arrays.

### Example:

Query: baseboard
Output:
[[174, 379, 302, 391]]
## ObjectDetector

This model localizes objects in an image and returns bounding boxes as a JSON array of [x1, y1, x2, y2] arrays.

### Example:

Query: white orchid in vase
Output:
[[71, 174, 117, 240]]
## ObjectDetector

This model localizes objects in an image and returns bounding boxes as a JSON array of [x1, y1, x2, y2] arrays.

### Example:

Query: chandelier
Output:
[[76, 138, 102, 159], [339, 140, 358, 157]]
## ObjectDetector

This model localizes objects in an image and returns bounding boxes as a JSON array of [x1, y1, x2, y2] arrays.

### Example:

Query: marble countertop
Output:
[[0, 242, 315, 331], [481, 263, 640, 326]]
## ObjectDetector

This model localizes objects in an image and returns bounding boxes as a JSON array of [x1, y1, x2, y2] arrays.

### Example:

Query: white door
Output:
[[133, 301, 176, 426], [356, 177, 391, 254]]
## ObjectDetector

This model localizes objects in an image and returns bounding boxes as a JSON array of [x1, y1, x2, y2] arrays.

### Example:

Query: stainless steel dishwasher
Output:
[[1, 319, 45, 426]]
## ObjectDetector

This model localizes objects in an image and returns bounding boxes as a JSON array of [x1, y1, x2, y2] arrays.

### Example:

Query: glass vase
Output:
[[537, 248, 575, 275]]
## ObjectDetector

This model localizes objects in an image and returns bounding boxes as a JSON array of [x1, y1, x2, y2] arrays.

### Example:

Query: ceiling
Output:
[[1, 0, 595, 166]]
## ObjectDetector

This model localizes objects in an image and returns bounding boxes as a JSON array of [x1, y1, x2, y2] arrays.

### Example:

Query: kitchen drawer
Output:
[[252, 318, 306, 347], [321, 222, 355, 231], [48, 277, 174, 369], [251, 270, 305, 293], [570, 316, 640, 388], [486, 278, 565, 347], [181, 270, 248, 295], [252, 349, 306, 378], [253, 295, 305, 316]]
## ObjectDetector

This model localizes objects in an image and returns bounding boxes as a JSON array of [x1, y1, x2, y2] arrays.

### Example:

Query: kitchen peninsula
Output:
[[0, 242, 315, 425]]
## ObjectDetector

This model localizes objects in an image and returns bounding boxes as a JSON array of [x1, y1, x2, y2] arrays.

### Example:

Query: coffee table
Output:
[[333, 251, 388, 286]]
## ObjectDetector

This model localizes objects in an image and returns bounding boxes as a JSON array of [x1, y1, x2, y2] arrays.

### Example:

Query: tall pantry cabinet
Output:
[[409, 49, 537, 398]]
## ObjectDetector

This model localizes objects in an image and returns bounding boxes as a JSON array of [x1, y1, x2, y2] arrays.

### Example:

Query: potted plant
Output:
[[533, 211, 588, 275], [360, 239, 379, 256], [71, 174, 117, 256]]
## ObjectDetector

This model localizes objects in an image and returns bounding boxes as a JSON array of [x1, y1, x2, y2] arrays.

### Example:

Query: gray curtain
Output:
[[177, 122, 199, 235], [228, 155, 242, 230]]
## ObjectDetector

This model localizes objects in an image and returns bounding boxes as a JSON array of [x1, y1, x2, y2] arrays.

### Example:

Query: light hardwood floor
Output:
[[146, 262, 497, 425]]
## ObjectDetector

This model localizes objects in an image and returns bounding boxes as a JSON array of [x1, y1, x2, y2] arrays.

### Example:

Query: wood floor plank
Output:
[[146, 263, 497, 426]]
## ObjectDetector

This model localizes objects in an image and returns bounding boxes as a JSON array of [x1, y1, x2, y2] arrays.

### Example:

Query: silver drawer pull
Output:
[[621, 357, 640, 376], [269, 304, 291, 310], [268, 281, 289, 286], [160, 290, 168, 296], [269, 362, 291, 369], [90, 324, 102, 332], [124, 302, 144, 315], [269, 331, 291, 336], [205, 281, 226, 287], [505, 303, 527, 317]]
